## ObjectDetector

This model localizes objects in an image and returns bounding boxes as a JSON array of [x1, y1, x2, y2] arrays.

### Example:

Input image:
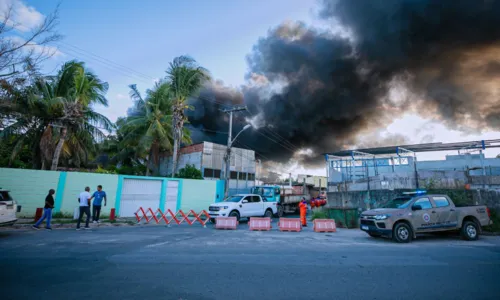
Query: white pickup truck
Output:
[[208, 194, 278, 223], [0, 189, 19, 227]]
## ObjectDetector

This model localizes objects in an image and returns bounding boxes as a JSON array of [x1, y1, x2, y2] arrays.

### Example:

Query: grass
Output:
[[484, 209, 500, 233], [51, 212, 74, 219]]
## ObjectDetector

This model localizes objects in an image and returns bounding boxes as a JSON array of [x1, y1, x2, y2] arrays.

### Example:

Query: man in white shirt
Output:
[[76, 187, 92, 230]]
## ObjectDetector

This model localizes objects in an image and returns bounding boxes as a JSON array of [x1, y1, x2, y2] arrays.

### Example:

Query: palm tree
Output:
[[48, 61, 112, 170], [0, 60, 112, 170], [165, 56, 210, 176], [120, 83, 173, 176]]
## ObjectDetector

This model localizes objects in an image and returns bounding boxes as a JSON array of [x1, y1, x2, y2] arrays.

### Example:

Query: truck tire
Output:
[[210, 218, 216, 224], [229, 210, 240, 222], [393, 222, 412, 243], [461, 220, 479, 241], [264, 209, 273, 218], [277, 205, 284, 217]]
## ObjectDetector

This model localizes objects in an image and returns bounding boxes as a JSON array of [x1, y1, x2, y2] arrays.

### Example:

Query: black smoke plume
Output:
[[187, 0, 500, 167]]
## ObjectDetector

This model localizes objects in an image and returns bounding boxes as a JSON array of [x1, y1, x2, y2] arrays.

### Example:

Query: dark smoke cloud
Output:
[[186, 0, 500, 168]]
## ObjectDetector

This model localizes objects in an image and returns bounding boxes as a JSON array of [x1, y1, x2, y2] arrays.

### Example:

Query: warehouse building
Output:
[[159, 142, 256, 195], [326, 140, 500, 192]]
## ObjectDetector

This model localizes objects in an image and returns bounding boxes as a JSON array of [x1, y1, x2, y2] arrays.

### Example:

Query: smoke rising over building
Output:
[[186, 0, 500, 168]]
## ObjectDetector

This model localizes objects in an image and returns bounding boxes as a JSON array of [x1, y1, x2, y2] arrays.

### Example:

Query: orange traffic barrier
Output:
[[215, 216, 238, 230], [134, 207, 210, 227], [313, 219, 337, 233], [249, 217, 272, 231], [278, 218, 302, 232], [134, 207, 149, 223]]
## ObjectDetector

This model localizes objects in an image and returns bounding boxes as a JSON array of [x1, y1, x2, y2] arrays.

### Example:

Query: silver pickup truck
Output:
[[360, 194, 492, 243]]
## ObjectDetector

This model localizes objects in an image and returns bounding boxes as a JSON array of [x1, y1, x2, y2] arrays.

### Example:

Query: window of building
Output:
[[203, 168, 214, 178], [238, 172, 246, 180], [213, 169, 221, 179], [230, 171, 238, 179], [433, 196, 450, 208], [413, 198, 433, 210], [247, 173, 255, 181]]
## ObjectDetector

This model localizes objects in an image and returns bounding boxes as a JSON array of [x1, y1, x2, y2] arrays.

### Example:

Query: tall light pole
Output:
[[222, 106, 250, 198]]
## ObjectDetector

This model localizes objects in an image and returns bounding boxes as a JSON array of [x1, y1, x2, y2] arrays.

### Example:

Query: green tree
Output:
[[47, 61, 112, 170], [176, 164, 203, 179], [120, 82, 173, 176], [165, 56, 210, 176], [0, 60, 113, 170]]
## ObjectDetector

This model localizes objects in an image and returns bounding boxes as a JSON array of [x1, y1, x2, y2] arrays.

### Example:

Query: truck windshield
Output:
[[382, 197, 412, 208], [252, 187, 274, 198], [396, 198, 415, 209], [224, 196, 243, 202]]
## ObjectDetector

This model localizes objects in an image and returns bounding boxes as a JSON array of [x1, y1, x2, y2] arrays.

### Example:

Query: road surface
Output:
[[1, 223, 499, 300]]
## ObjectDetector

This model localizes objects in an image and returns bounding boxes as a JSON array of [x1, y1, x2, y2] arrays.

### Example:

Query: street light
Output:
[[224, 124, 252, 198]]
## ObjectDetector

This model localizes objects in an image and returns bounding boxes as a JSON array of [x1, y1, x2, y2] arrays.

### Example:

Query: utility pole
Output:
[[222, 105, 248, 198]]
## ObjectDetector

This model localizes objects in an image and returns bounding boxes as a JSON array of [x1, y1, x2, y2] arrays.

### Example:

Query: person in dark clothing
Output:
[[90, 185, 107, 223], [32, 189, 55, 230]]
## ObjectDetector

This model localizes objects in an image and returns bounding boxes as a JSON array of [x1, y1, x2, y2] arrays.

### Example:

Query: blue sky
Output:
[[27, 0, 318, 121], [5, 0, 500, 175]]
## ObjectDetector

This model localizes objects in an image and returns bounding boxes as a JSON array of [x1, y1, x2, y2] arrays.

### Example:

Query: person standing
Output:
[[299, 197, 308, 227], [90, 185, 107, 223], [32, 189, 55, 231], [76, 187, 92, 230]]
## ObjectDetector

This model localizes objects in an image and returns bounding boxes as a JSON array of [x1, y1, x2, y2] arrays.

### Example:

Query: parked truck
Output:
[[360, 193, 493, 243], [251, 185, 308, 217], [208, 194, 278, 223]]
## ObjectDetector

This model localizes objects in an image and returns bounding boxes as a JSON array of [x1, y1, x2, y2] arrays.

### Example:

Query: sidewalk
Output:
[[2, 218, 136, 230]]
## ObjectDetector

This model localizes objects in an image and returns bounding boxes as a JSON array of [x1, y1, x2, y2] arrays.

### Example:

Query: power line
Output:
[[58, 41, 155, 80], [57, 44, 152, 84], [244, 108, 300, 152], [55, 42, 302, 156]]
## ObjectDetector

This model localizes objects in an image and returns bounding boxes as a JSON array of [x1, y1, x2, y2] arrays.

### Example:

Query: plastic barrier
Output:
[[313, 219, 337, 233], [215, 216, 238, 230], [248, 217, 272, 231], [134, 207, 210, 227], [278, 218, 302, 232]]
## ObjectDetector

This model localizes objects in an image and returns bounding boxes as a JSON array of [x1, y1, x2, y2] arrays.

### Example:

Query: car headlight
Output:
[[222, 206, 229, 210], [374, 214, 390, 220]]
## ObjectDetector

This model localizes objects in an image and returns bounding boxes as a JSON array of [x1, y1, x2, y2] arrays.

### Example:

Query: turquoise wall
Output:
[[60, 172, 119, 215], [180, 179, 217, 212], [215, 180, 225, 203], [0, 168, 222, 217], [0, 168, 61, 217]]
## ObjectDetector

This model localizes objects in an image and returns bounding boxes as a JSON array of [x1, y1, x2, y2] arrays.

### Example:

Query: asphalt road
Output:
[[1, 222, 500, 300]]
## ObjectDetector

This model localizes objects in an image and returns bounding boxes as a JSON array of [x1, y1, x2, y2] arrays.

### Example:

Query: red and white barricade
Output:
[[215, 216, 238, 230], [248, 217, 272, 231], [313, 219, 337, 233], [134, 207, 210, 227], [278, 218, 302, 232]]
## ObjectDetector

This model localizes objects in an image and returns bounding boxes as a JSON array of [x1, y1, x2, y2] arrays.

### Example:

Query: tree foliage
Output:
[[166, 56, 211, 176], [176, 164, 203, 179]]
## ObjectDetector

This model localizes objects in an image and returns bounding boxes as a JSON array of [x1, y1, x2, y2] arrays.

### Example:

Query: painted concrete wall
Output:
[[0, 168, 224, 217], [0, 168, 61, 217], [180, 179, 217, 212], [60, 172, 119, 215]]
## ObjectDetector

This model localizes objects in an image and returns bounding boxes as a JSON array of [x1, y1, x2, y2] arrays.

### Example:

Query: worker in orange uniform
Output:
[[299, 198, 308, 227]]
